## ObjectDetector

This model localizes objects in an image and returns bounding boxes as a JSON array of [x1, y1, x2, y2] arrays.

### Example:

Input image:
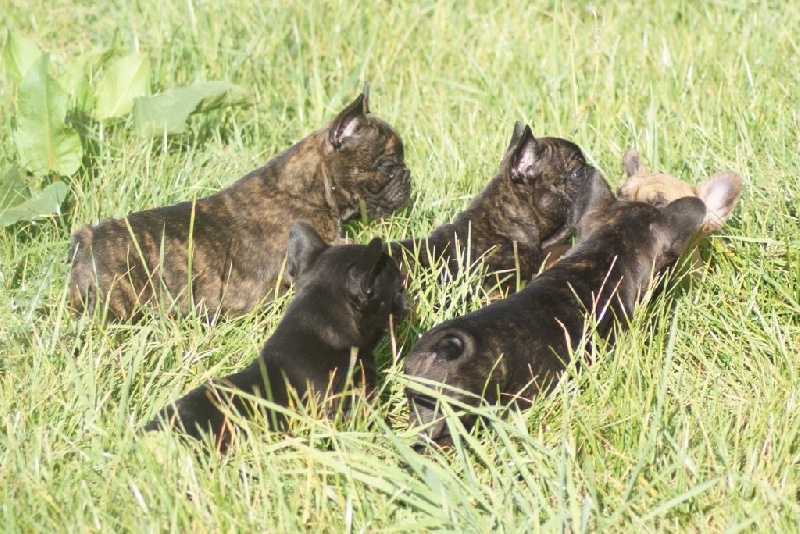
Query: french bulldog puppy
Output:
[[68, 84, 411, 321], [390, 123, 599, 293], [541, 148, 743, 268], [618, 148, 744, 275], [405, 176, 707, 446], [617, 148, 742, 233], [144, 221, 407, 452]]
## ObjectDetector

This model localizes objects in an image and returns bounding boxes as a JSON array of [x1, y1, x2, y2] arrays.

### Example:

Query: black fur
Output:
[[404, 179, 707, 446], [144, 221, 407, 451]]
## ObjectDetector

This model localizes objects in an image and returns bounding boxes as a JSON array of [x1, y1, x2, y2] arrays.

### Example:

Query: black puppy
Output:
[[391, 123, 598, 293], [144, 221, 407, 451], [404, 176, 706, 446]]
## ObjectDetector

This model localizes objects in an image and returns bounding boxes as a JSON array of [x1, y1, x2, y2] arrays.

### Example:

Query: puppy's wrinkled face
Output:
[[314, 244, 408, 342], [617, 149, 742, 233], [288, 221, 408, 347], [502, 124, 599, 246], [617, 173, 695, 209], [325, 88, 411, 220]]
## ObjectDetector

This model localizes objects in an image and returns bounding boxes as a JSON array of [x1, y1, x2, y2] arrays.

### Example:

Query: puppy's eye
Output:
[[378, 161, 400, 174], [569, 168, 583, 180]]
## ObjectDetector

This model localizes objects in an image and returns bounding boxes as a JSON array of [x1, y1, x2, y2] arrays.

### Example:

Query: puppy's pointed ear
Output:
[[286, 221, 328, 279], [433, 334, 465, 363], [567, 169, 616, 240], [360, 82, 370, 113], [657, 197, 707, 255], [622, 148, 643, 177], [505, 121, 526, 152], [505, 125, 537, 185], [347, 237, 386, 302], [328, 85, 369, 150], [695, 171, 742, 231]]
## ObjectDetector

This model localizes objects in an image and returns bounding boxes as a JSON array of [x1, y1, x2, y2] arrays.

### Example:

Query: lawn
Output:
[[1, 0, 799, 531]]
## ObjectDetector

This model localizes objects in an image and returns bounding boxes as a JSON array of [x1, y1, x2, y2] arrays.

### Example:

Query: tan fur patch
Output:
[[617, 149, 742, 233]]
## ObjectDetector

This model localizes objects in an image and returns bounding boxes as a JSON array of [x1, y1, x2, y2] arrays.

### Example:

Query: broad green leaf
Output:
[[94, 52, 150, 119], [13, 54, 83, 177], [2, 31, 41, 84], [0, 166, 30, 210], [132, 81, 246, 137], [0, 181, 69, 227], [63, 49, 110, 111]]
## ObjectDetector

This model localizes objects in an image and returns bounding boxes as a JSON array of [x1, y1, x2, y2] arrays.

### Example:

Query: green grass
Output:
[[2, 0, 800, 530]]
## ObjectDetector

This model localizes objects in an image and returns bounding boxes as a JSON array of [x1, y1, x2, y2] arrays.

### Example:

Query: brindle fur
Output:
[[68, 85, 411, 321], [389, 123, 598, 293], [144, 221, 407, 451], [404, 176, 707, 446]]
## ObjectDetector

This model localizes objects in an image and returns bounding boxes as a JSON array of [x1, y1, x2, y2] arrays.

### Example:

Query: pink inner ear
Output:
[[695, 172, 743, 229], [514, 141, 536, 173], [337, 116, 361, 140]]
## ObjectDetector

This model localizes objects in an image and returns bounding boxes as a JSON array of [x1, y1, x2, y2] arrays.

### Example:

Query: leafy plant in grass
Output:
[[0, 30, 246, 228]]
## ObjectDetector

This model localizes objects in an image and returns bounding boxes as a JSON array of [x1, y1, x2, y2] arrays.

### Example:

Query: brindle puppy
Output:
[[390, 123, 598, 293], [68, 85, 411, 321], [144, 221, 407, 451], [405, 177, 706, 446]]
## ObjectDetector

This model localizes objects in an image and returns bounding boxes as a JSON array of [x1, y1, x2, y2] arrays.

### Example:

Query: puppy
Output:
[[618, 148, 742, 232], [404, 176, 706, 446], [144, 221, 407, 451], [617, 148, 743, 274], [68, 85, 411, 321], [541, 149, 743, 269], [391, 123, 599, 293]]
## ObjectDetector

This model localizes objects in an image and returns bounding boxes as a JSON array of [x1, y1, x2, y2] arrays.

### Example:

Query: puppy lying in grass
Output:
[[543, 149, 742, 268], [68, 85, 410, 322], [144, 221, 407, 452], [404, 177, 707, 447], [391, 122, 600, 294], [617, 148, 742, 233]]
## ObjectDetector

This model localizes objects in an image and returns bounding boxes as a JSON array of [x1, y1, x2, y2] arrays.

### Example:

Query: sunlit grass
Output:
[[1, 0, 799, 530]]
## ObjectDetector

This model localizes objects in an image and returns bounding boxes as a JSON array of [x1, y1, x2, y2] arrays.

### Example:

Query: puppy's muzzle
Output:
[[407, 393, 452, 447], [365, 167, 412, 218]]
